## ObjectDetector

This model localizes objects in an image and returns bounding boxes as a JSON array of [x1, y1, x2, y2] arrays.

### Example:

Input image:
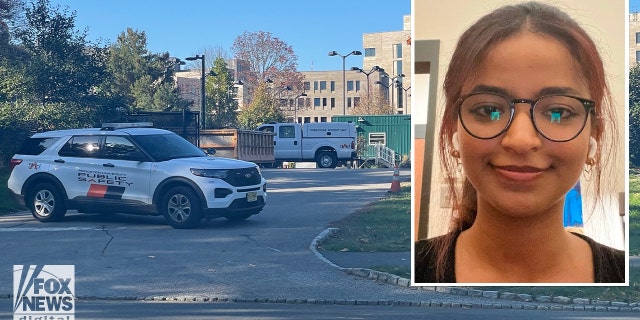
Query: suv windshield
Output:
[[131, 133, 206, 161]]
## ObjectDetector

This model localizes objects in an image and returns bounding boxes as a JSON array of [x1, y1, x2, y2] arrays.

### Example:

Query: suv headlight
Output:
[[190, 168, 228, 179]]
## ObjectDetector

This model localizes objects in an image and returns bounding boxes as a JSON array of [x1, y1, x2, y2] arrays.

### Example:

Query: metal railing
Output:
[[359, 143, 399, 168]]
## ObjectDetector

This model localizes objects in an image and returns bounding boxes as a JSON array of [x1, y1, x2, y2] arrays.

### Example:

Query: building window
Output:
[[355, 81, 360, 92], [637, 32, 640, 44], [314, 98, 321, 107], [313, 81, 319, 91], [304, 117, 311, 123], [394, 43, 402, 59], [320, 81, 327, 91], [636, 51, 640, 64], [304, 82, 310, 91], [354, 97, 360, 107], [330, 81, 335, 92], [395, 61, 403, 77], [320, 117, 327, 122], [369, 132, 386, 145], [347, 97, 352, 108], [331, 98, 335, 108], [322, 98, 327, 108], [314, 117, 319, 122], [347, 81, 354, 91], [365, 48, 376, 57]]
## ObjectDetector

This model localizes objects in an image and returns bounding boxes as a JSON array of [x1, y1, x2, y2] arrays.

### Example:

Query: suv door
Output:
[[54, 135, 103, 201], [99, 135, 152, 204]]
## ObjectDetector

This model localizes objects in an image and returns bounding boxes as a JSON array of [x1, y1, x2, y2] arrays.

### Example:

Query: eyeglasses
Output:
[[457, 92, 595, 142]]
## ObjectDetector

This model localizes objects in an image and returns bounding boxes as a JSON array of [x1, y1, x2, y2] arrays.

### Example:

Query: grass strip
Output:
[[0, 167, 25, 214], [321, 183, 411, 253]]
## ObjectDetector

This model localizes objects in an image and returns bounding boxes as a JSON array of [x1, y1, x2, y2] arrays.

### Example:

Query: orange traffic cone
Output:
[[389, 165, 401, 193]]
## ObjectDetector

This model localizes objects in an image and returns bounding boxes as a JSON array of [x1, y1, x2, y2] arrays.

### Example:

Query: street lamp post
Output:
[[293, 92, 307, 123], [185, 55, 206, 129], [382, 73, 405, 109], [350, 66, 383, 98], [374, 81, 391, 106], [275, 85, 292, 110], [328, 50, 362, 115], [399, 84, 411, 112]]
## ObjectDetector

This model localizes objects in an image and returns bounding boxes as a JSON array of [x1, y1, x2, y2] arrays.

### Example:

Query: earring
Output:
[[451, 132, 462, 171], [584, 157, 595, 177], [584, 137, 597, 172], [451, 132, 460, 158]]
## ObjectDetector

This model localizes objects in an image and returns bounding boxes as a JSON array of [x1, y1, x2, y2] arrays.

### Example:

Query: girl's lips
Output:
[[492, 165, 546, 182]]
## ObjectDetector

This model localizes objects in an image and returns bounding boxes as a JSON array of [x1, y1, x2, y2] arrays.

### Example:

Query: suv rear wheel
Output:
[[29, 183, 67, 222], [161, 186, 203, 229]]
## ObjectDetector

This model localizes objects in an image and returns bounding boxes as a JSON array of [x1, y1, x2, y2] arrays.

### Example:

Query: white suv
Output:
[[7, 123, 267, 229]]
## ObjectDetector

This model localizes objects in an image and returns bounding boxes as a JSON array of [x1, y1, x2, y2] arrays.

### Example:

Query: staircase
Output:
[[359, 144, 400, 168]]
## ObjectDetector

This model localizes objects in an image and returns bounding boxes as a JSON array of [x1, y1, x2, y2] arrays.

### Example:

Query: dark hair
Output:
[[434, 1, 616, 281]]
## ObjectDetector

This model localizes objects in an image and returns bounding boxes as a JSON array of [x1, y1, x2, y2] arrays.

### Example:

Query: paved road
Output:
[[1, 168, 635, 318], [0, 168, 440, 301], [2, 299, 638, 320]]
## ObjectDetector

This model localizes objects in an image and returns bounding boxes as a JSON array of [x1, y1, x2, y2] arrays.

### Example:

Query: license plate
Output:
[[246, 191, 258, 202]]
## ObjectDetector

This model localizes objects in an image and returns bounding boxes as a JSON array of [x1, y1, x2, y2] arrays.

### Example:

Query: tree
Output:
[[231, 30, 304, 91], [0, 0, 24, 102], [0, 0, 22, 58], [630, 64, 640, 167], [185, 45, 230, 70], [350, 90, 395, 115], [14, 0, 105, 105], [0, 0, 118, 165], [105, 28, 185, 112], [205, 57, 238, 129], [237, 83, 285, 129]]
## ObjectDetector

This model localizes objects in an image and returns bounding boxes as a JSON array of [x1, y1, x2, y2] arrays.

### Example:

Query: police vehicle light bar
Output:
[[101, 122, 154, 130]]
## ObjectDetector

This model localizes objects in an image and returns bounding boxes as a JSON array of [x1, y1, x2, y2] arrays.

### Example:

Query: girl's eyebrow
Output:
[[468, 85, 509, 95], [468, 85, 583, 97], [537, 86, 583, 96]]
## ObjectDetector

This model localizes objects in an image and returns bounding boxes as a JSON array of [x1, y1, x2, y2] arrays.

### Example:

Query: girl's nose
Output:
[[500, 106, 542, 154]]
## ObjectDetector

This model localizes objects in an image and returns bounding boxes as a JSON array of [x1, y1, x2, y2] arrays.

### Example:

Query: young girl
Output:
[[414, 1, 624, 283]]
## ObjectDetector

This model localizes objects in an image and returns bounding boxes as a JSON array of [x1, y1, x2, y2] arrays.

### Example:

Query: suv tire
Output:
[[161, 186, 203, 229], [29, 183, 67, 222]]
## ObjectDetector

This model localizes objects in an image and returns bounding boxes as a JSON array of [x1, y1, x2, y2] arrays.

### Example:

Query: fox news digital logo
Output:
[[13, 265, 75, 320]]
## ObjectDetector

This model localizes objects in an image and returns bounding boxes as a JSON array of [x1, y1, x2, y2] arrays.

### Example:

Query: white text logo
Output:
[[13, 265, 75, 320]]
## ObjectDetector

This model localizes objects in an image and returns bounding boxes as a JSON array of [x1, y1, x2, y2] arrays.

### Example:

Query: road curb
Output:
[[311, 227, 639, 313]]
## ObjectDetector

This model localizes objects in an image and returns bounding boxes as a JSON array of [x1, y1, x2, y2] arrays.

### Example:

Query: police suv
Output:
[[7, 123, 267, 229]]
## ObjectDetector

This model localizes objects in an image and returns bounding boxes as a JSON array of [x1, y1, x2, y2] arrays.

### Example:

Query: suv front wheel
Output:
[[161, 186, 203, 229], [29, 183, 67, 222]]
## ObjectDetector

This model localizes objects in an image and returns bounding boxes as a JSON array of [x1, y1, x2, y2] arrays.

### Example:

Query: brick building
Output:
[[631, 12, 640, 66], [175, 15, 411, 124]]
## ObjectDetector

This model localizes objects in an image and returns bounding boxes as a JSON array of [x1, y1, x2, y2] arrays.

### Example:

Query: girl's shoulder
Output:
[[571, 232, 625, 283]]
